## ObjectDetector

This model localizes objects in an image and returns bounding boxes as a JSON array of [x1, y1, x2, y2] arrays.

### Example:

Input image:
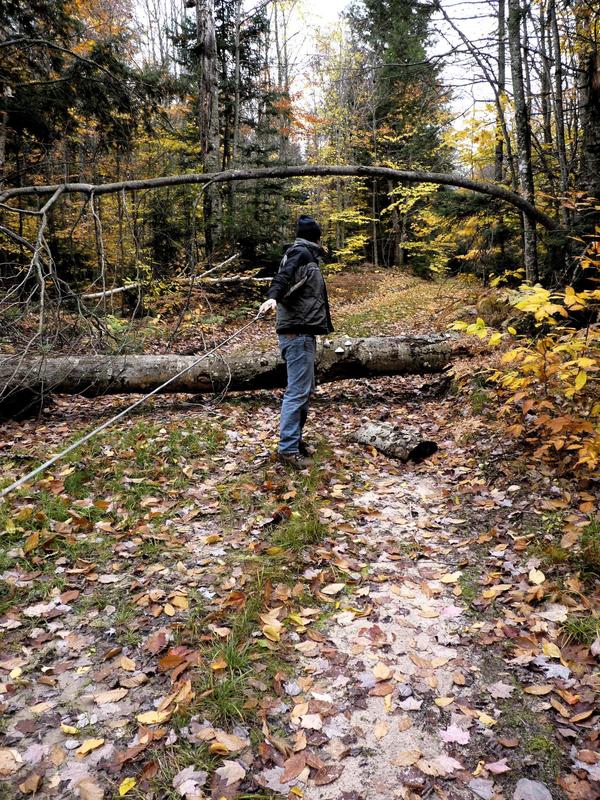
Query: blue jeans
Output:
[[278, 334, 316, 454]]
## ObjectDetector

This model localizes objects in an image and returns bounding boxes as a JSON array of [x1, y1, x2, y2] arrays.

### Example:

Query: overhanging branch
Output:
[[0, 165, 559, 230]]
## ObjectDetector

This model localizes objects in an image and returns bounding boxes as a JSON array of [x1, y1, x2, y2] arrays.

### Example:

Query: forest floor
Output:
[[0, 270, 599, 800]]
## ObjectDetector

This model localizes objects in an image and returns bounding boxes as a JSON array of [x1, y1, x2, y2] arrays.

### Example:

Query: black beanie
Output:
[[296, 215, 321, 243]]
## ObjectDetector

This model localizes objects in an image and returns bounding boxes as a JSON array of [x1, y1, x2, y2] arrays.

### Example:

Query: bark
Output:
[[0, 165, 559, 230], [351, 421, 438, 462], [548, 0, 570, 225], [0, 334, 453, 404], [579, 42, 600, 203], [196, 0, 221, 256], [82, 283, 140, 300], [508, 0, 538, 281], [495, 0, 507, 183], [539, 3, 553, 149]]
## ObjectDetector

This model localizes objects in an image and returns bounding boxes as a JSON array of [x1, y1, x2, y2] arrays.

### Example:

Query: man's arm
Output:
[[267, 247, 304, 302]]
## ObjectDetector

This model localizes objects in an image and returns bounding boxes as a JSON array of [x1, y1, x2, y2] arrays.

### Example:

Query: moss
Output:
[[496, 698, 564, 786]]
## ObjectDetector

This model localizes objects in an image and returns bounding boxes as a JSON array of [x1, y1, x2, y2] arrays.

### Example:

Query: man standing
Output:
[[259, 215, 334, 467]]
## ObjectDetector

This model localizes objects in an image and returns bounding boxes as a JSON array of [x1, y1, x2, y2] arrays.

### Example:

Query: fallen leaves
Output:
[[136, 710, 172, 725], [0, 748, 23, 776], [93, 687, 128, 705], [440, 723, 470, 744], [529, 567, 546, 585], [76, 777, 105, 799], [76, 739, 105, 757], [372, 661, 391, 681], [118, 776, 136, 796], [393, 749, 421, 766], [320, 583, 345, 596]]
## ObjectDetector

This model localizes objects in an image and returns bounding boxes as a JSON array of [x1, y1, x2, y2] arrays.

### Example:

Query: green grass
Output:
[[580, 517, 600, 576], [527, 514, 600, 582], [271, 502, 328, 551], [560, 613, 600, 646]]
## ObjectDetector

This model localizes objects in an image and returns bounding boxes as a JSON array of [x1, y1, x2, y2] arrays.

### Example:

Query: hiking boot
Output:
[[298, 440, 315, 457], [277, 452, 312, 469]]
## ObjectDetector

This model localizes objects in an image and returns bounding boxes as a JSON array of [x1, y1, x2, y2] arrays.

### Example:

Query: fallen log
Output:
[[0, 335, 453, 413], [82, 283, 141, 300], [351, 421, 438, 462], [200, 275, 271, 284]]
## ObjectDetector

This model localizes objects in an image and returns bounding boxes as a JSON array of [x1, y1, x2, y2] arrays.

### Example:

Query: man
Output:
[[259, 215, 334, 467]]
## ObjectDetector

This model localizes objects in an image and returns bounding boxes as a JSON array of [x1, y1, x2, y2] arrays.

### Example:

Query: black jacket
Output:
[[267, 238, 334, 335]]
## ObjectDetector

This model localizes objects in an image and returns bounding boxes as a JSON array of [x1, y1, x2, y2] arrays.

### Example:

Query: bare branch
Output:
[[0, 165, 559, 229]]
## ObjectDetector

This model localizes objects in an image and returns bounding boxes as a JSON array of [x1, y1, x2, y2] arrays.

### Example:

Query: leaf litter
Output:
[[0, 272, 598, 799]]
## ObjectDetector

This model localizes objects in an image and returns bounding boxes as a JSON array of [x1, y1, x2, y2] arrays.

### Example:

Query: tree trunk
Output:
[[196, 0, 221, 258], [495, 0, 507, 183], [0, 335, 454, 407], [508, 0, 538, 282], [548, 0, 570, 225], [578, 39, 600, 204]]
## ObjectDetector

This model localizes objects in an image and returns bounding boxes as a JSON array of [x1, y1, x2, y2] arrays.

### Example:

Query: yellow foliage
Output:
[[454, 255, 600, 471]]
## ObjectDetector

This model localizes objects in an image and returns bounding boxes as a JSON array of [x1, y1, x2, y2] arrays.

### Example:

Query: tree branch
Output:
[[0, 165, 559, 229]]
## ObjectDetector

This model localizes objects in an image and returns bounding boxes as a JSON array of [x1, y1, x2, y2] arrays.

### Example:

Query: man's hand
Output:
[[258, 298, 277, 317]]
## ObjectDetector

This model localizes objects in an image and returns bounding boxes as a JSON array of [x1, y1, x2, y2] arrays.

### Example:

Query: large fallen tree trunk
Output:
[[0, 335, 453, 410]]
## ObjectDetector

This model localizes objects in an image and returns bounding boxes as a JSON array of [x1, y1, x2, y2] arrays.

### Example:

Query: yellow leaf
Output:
[[209, 742, 229, 755], [119, 777, 136, 796], [262, 624, 281, 642], [434, 696, 454, 708], [23, 531, 40, 554], [76, 738, 105, 756], [373, 662, 391, 681], [542, 641, 561, 659], [60, 723, 79, 735], [528, 568, 546, 585], [211, 657, 227, 670], [574, 370, 587, 391], [136, 710, 171, 725], [477, 711, 497, 727], [440, 571, 462, 584]]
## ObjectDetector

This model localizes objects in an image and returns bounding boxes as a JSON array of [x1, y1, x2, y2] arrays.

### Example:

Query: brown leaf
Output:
[[523, 684, 553, 696], [280, 752, 306, 783], [397, 715, 413, 732], [93, 687, 128, 705], [393, 750, 421, 767], [145, 629, 169, 655], [18, 773, 41, 794], [313, 763, 344, 786], [76, 777, 105, 800], [369, 682, 394, 696]]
